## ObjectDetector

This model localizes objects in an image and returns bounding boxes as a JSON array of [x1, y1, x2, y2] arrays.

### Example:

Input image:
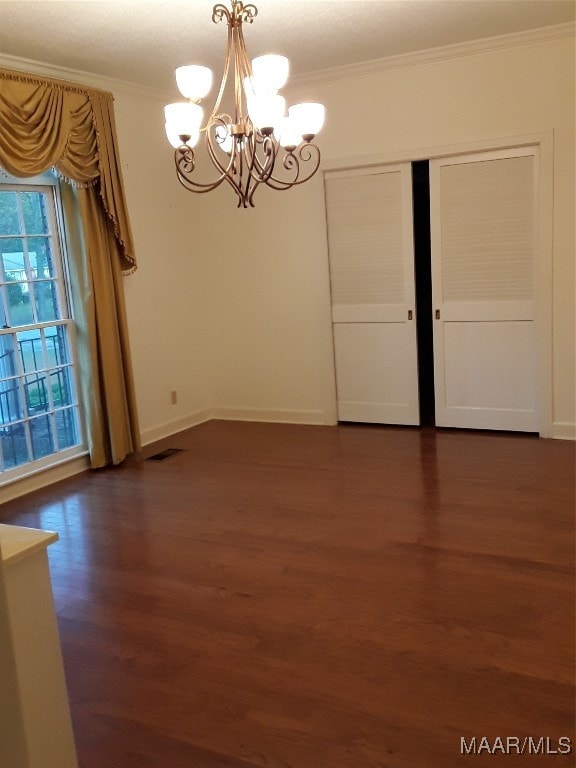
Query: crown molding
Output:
[[291, 22, 576, 88], [0, 52, 173, 102], [1, 21, 573, 98]]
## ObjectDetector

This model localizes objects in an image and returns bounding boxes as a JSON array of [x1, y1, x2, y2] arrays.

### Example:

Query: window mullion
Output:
[[17, 377, 34, 464], [17, 193, 38, 326], [47, 187, 69, 319], [0, 284, 8, 328]]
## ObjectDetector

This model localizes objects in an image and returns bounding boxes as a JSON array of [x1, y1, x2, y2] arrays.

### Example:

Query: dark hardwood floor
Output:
[[1, 420, 575, 767]]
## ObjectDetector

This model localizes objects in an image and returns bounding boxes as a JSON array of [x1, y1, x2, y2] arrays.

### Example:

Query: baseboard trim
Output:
[[211, 407, 331, 426], [1, 456, 91, 504], [551, 422, 576, 440], [140, 409, 214, 446]]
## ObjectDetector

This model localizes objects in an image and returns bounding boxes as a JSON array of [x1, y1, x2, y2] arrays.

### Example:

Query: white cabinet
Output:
[[0, 524, 78, 768]]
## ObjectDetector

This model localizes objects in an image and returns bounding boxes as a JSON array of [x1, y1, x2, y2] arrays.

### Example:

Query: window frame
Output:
[[0, 170, 88, 484]]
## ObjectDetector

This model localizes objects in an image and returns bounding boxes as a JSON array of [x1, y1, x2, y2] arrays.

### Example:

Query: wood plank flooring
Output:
[[1, 421, 575, 767]]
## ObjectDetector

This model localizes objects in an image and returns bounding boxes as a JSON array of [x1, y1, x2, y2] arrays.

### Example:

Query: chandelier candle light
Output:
[[164, 0, 325, 208]]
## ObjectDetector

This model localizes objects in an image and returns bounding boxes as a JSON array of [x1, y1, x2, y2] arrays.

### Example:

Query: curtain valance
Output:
[[0, 68, 136, 272]]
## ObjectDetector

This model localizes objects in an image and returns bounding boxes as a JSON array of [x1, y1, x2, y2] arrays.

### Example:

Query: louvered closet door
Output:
[[430, 148, 538, 431], [325, 164, 419, 424]]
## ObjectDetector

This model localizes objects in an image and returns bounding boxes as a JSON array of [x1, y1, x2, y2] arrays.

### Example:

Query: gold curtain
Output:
[[0, 68, 140, 466]]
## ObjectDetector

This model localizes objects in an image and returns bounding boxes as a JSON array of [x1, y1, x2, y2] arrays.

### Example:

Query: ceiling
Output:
[[0, 0, 573, 95]]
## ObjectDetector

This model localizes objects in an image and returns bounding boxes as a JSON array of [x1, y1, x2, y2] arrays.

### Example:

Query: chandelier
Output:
[[164, 0, 325, 208]]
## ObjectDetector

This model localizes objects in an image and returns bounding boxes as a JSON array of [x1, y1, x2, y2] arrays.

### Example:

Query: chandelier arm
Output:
[[261, 151, 302, 189], [205, 127, 246, 203], [175, 153, 226, 194], [175, 164, 227, 193], [239, 135, 247, 192], [206, 114, 237, 175], [262, 143, 321, 190], [240, 128, 262, 207], [177, 154, 244, 205], [208, 19, 234, 125], [176, 174, 225, 194], [236, 15, 253, 77], [261, 137, 278, 183], [242, 136, 254, 203], [234, 10, 253, 134], [224, 164, 246, 207], [238, 3, 258, 25], [233, 28, 245, 123], [212, 4, 232, 24], [246, 166, 262, 208], [241, 133, 265, 206], [247, 135, 281, 186], [173, 124, 238, 194], [246, 176, 259, 208], [211, 130, 247, 206], [245, 132, 270, 180]]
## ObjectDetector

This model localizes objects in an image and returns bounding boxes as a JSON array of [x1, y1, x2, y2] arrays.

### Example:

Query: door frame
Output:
[[321, 131, 553, 436]]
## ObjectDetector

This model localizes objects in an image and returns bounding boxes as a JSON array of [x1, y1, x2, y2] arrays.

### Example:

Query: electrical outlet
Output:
[[170, 390, 178, 405]]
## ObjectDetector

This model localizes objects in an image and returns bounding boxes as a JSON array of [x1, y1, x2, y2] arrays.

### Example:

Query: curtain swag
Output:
[[0, 67, 141, 467], [0, 68, 136, 273]]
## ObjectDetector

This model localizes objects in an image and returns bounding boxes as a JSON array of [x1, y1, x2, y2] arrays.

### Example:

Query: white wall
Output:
[[112, 92, 214, 444], [189, 173, 337, 425], [1, 28, 574, 464], [192, 34, 575, 437]]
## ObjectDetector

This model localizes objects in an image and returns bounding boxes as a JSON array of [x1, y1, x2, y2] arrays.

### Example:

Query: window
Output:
[[0, 172, 86, 481]]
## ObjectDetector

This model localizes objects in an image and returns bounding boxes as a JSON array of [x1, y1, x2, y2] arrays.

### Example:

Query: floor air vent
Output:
[[146, 448, 184, 462]]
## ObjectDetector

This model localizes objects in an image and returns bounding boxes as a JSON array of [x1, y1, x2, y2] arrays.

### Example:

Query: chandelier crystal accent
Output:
[[164, 0, 325, 208]]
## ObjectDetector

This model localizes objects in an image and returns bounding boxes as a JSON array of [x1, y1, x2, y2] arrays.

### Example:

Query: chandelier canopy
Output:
[[164, 0, 325, 208]]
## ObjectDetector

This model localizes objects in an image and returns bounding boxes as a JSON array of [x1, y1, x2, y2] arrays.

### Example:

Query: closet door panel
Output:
[[430, 149, 538, 432], [333, 322, 418, 424], [325, 164, 419, 425], [441, 320, 537, 430]]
